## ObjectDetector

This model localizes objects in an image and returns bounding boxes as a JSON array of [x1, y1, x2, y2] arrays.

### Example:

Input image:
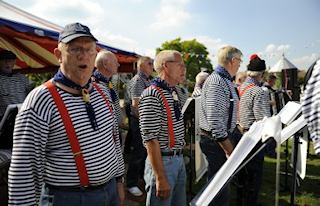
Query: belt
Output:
[[200, 129, 212, 136], [161, 149, 183, 156], [237, 125, 249, 133], [46, 180, 110, 192]]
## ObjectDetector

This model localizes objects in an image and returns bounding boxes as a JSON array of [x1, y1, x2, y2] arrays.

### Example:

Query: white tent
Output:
[[268, 54, 297, 73]]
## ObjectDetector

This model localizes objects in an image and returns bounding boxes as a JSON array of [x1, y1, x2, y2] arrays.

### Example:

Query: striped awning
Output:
[[0, 2, 140, 74]]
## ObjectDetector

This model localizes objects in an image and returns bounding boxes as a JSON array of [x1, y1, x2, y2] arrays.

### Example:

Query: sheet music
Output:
[[278, 101, 301, 125], [280, 116, 306, 144], [181, 97, 194, 115], [191, 117, 268, 206]]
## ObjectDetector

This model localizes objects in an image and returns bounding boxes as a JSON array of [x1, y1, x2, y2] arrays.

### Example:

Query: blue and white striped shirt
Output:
[[301, 59, 320, 154], [8, 82, 125, 205], [199, 72, 238, 141], [238, 77, 270, 129]]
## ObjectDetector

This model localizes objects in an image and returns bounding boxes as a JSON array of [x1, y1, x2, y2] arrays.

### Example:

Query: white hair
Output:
[[195, 71, 210, 84]]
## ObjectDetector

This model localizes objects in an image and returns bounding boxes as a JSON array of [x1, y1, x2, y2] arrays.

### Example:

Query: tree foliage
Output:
[[26, 72, 55, 88], [156, 38, 213, 85]]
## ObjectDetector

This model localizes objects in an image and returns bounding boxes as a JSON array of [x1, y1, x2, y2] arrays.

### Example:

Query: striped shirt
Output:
[[238, 78, 271, 129], [8, 82, 125, 205], [301, 59, 320, 154], [128, 73, 150, 117], [139, 85, 186, 150], [0, 72, 32, 119], [92, 77, 124, 126], [192, 87, 202, 98], [199, 73, 239, 141]]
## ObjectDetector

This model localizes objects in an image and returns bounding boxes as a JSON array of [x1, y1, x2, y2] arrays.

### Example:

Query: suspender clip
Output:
[[73, 151, 82, 157]]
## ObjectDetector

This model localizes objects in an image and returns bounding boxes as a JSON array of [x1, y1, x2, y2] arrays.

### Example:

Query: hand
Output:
[[117, 182, 125, 206], [270, 100, 276, 106], [156, 177, 171, 200]]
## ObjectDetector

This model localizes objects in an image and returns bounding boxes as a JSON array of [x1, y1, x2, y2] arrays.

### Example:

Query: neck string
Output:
[[54, 69, 99, 130], [92, 70, 117, 102]]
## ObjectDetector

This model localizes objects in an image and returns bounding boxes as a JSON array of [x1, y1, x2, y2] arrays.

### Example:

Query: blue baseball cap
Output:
[[59, 22, 97, 43]]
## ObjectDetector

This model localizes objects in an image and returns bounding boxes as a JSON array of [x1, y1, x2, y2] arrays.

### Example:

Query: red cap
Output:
[[250, 54, 258, 60]]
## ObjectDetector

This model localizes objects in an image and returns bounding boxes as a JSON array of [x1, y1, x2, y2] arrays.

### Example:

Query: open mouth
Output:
[[79, 65, 87, 69]]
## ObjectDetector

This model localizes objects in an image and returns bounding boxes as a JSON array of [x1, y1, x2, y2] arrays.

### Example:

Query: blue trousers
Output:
[[39, 178, 119, 206], [144, 154, 186, 206]]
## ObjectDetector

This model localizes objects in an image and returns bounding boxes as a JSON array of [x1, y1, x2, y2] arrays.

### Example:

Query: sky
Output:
[[4, 0, 320, 72]]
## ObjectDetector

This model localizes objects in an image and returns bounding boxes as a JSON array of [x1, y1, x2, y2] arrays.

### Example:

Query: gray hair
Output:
[[195, 71, 210, 84], [218, 46, 243, 65], [154, 50, 182, 73], [95, 50, 114, 68], [247, 70, 264, 77], [137, 56, 152, 70]]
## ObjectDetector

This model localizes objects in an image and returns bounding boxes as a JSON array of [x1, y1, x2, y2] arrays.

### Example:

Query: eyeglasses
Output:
[[234, 57, 243, 63], [67, 46, 96, 55], [167, 61, 186, 67]]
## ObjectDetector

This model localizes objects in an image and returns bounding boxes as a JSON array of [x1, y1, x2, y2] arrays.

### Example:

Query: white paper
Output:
[[290, 127, 308, 180], [280, 116, 307, 144], [194, 97, 208, 183], [191, 117, 268, 206], [278, 101, 301, 125], [181, 97, 194, 115]]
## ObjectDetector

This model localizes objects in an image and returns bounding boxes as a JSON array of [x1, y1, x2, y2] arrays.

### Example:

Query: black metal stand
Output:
[[290, 133, 301, 206], [281, 139, 291, 191], [187, 117, 195, 202]]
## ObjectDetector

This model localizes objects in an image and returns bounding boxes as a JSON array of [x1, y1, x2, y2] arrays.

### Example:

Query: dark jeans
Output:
[[236, 141, 265, 206], [265, 138, 276, 157], [40, 178, 119, 206], [126, 116, 147, 188], [199, 134, 230, 206], [124, 104, 133, 153]]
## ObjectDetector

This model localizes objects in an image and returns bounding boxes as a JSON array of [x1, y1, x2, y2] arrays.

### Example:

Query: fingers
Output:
[[156, 190, 170, 200]]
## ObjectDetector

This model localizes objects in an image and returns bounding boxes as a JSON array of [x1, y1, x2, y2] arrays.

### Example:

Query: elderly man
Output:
[[8, 23, 125, 206], [237, 54, 270, 206], [126, 56, 154, 196], [192, 71, 210, 98], [199, 46, 242, 206], [139, 50, 187, 205], [0, 50, 32, 120], [92, 50, 126, 130]]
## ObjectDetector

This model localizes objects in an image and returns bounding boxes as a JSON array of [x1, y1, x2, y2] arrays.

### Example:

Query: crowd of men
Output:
[[1, 22, 319, 206]]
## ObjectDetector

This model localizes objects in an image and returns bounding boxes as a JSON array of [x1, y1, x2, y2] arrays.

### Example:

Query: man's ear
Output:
[[54, 48, 62, 63]]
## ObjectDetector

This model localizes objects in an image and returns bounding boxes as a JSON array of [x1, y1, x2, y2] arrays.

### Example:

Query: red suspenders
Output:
[[151, 85, 175, 148], [44, 81, 114, 186], [237, 84, 256, 122]]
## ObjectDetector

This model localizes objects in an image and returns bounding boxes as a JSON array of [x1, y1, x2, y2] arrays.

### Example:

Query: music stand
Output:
[[0, 104, 21, 149], [0, 104, 21, 188], [182, 97, 196, 201], [278, 114, 307, 206], [189, 115, 282, 206]]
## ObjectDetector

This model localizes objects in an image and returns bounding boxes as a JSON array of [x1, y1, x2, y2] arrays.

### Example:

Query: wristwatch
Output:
[[116, 176, 124, 183]]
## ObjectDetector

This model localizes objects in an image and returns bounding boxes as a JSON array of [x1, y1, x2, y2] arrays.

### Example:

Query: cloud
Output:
[[150, 0, 191, 29], [264, 44, 290, 54], [292, 53, 319, 70], [27, 0, 104, 26], [92, 29, 138, 53]]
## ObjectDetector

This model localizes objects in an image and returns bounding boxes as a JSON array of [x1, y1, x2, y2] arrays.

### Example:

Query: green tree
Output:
[[26, 72, 55, 87], [156, 38, 213, 90]]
